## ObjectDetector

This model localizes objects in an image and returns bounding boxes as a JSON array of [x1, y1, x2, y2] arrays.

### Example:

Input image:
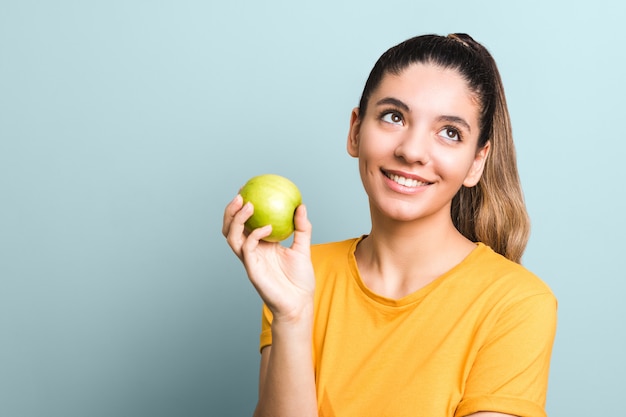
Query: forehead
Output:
[[372, 63, 480, 120]]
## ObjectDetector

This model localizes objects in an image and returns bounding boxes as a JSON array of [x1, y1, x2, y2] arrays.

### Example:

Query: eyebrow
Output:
[[375, 97, 472, 133], [436, 115, 472, 133], [375, 97, 410, 112]]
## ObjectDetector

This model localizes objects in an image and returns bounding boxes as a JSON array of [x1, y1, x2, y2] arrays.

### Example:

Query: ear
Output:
[[347, 107, 361, 158], [463, 141, 491, 187]]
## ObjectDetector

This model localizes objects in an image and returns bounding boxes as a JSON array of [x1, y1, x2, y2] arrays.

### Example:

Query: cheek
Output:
[[358, 130, 396, 159], [431, 149, 476, 180], [356, 136, 389, 180]]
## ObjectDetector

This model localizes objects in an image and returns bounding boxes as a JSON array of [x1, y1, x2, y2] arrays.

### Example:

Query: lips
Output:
[[382, 170, 431, 188]]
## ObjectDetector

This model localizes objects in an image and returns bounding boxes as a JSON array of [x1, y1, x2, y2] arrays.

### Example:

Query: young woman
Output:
[[223, 33, 557, 417]]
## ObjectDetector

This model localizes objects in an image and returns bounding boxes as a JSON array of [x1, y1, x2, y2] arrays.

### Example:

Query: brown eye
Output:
[[381, 112, 403, 125], [438, 127, 460, 141]]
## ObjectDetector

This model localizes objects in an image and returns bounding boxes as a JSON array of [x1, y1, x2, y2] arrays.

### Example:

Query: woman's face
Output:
[[347, 62, 490, 225]]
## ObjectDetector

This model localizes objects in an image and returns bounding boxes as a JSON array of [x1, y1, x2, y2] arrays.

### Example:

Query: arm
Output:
[[254, 317, 317, 417], [223, 195, 318, 417]]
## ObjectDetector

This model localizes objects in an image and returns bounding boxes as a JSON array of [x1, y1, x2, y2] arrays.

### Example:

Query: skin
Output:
[[223, 62, 516, 417], [223, 198, 317, 417], [346, 63, 491, 299]]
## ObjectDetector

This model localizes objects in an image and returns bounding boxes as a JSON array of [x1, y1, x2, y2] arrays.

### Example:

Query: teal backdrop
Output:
[[1, 1, 624, 416]]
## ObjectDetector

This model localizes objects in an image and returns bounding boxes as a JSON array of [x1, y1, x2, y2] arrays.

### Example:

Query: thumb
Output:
[[291, 204, 312, 254]]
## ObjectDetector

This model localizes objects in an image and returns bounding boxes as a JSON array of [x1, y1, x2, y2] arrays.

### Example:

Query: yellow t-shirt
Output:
[[260, 237, 557, 417]]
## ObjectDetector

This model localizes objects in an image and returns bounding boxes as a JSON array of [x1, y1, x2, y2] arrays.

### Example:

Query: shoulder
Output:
[[309, 237, 364, 287], [311, 236, 362, 263], [448, 243, 557, 317], [468, 243, 554, 295]]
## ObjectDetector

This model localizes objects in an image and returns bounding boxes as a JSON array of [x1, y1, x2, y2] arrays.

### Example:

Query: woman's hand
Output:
[[222, 194, 315, 323]]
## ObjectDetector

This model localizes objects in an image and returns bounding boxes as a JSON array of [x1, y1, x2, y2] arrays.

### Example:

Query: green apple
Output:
[[240, 174, 302, 242]]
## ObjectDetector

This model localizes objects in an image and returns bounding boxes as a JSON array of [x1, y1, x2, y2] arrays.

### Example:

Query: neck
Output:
[[355, 210, 476, 299]]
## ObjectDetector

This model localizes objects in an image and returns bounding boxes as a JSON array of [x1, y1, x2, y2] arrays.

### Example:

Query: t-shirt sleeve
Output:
[[259, 303, 273, 353], [455, 291, 558, 417]]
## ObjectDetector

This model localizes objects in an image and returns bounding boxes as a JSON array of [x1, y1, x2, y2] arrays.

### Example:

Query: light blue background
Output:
[[1, 1, 624, 416]]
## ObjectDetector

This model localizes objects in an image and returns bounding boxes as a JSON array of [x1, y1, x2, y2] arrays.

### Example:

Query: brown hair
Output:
[[357, 34, 530, 262]]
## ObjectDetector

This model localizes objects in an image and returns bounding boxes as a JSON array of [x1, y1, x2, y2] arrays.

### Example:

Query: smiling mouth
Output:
[[383, 170, 431, 188]]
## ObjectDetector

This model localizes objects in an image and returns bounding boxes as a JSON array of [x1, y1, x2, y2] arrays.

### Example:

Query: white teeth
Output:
[[387, 173, 427, 187]]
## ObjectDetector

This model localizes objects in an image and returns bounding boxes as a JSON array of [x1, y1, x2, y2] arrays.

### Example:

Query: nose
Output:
[[394, 126, 431, 165]]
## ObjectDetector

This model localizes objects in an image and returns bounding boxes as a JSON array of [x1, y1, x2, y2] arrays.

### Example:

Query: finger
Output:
[[222, 194, 244, 237], [225, 201, 254, 258], [291, 204, 312, 254], [241, 224, 273, 260], [249, 224, 273, 243]]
